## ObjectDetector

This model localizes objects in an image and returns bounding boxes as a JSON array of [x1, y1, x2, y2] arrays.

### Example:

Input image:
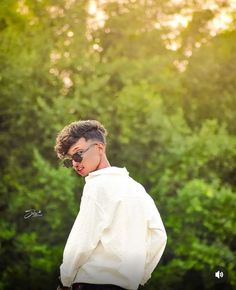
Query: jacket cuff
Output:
[[58, 276, 71, 288]]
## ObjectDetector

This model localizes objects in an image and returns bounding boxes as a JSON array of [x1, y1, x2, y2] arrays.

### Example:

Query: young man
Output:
[[54, 120, 167, 290]]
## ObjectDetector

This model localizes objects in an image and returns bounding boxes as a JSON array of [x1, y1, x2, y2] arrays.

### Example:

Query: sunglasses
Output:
[[63, 143, 98, 168]]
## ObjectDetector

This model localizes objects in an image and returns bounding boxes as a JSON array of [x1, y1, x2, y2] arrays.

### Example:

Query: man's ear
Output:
[[97, 143, 105, 153]]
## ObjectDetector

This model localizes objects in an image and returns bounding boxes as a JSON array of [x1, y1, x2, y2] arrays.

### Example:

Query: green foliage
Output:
[[154, 179, 236, 290], [182, 30, 236, 133], [0, 150, 81, 290]]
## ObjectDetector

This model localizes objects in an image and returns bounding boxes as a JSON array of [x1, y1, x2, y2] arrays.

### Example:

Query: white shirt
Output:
[[60, 167, 167, 290]]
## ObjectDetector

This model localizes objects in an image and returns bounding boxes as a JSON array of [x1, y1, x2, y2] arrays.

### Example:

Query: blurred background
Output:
[[0, 0, 236, 289]]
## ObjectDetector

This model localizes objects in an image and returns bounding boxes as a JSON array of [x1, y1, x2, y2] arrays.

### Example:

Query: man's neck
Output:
[[97, 155, 111, 171]]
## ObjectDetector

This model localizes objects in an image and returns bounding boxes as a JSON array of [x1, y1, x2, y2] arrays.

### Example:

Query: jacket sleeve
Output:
[[141, 203, 167, 286], [60, 193, 106, 287]]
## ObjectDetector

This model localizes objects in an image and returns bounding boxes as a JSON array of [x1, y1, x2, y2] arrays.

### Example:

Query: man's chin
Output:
[[80, 172, 88, 177], [76, 169, 88, 177], [76, 167, 95, 177]]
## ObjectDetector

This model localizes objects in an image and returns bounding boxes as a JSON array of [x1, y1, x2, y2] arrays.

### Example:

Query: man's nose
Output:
[[72, 159, 81, 168]]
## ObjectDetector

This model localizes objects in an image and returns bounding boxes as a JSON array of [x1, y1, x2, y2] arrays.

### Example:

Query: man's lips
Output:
[[76, 166, 84, 174]]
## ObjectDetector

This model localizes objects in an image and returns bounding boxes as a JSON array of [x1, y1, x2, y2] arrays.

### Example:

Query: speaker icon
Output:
[[215, 270, 224, 279], [213, 266, 227, 283]]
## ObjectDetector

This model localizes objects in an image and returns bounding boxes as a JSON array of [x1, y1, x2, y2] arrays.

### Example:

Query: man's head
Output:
[[54, 120, 109, 176]]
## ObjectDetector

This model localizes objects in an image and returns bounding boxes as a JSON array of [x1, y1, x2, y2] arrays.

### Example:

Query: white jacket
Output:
[[60, 167, 167, 290]]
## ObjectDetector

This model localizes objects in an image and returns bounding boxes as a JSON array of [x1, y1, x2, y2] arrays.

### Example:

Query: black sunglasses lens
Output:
[[63, 153, 83, 168], [63, 159, 73, 168], [72, 154, 82, 163]]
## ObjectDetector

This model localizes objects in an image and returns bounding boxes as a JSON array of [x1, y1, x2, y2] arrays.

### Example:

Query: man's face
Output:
[[67, 137, 103, 177]]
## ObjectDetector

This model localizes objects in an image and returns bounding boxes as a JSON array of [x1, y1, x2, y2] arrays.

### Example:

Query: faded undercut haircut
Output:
[[54, 120, 108, 159]]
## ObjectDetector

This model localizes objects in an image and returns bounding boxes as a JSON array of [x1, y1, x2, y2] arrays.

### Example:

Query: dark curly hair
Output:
[[54, 120, 108, 158]]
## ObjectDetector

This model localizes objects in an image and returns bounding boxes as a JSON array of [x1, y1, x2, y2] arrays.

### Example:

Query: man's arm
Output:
[[56, 276, 71, 290], [141, 226, 167, 285], [141, 203, 167, 286], [60, 194, 106, 287]]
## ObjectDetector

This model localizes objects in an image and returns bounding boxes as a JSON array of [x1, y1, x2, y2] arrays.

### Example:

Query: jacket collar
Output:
[[85, 166, 129, 182]]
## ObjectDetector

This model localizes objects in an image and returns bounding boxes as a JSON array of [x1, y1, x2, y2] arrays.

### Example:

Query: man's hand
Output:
[[57, 276, 71, 290]]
